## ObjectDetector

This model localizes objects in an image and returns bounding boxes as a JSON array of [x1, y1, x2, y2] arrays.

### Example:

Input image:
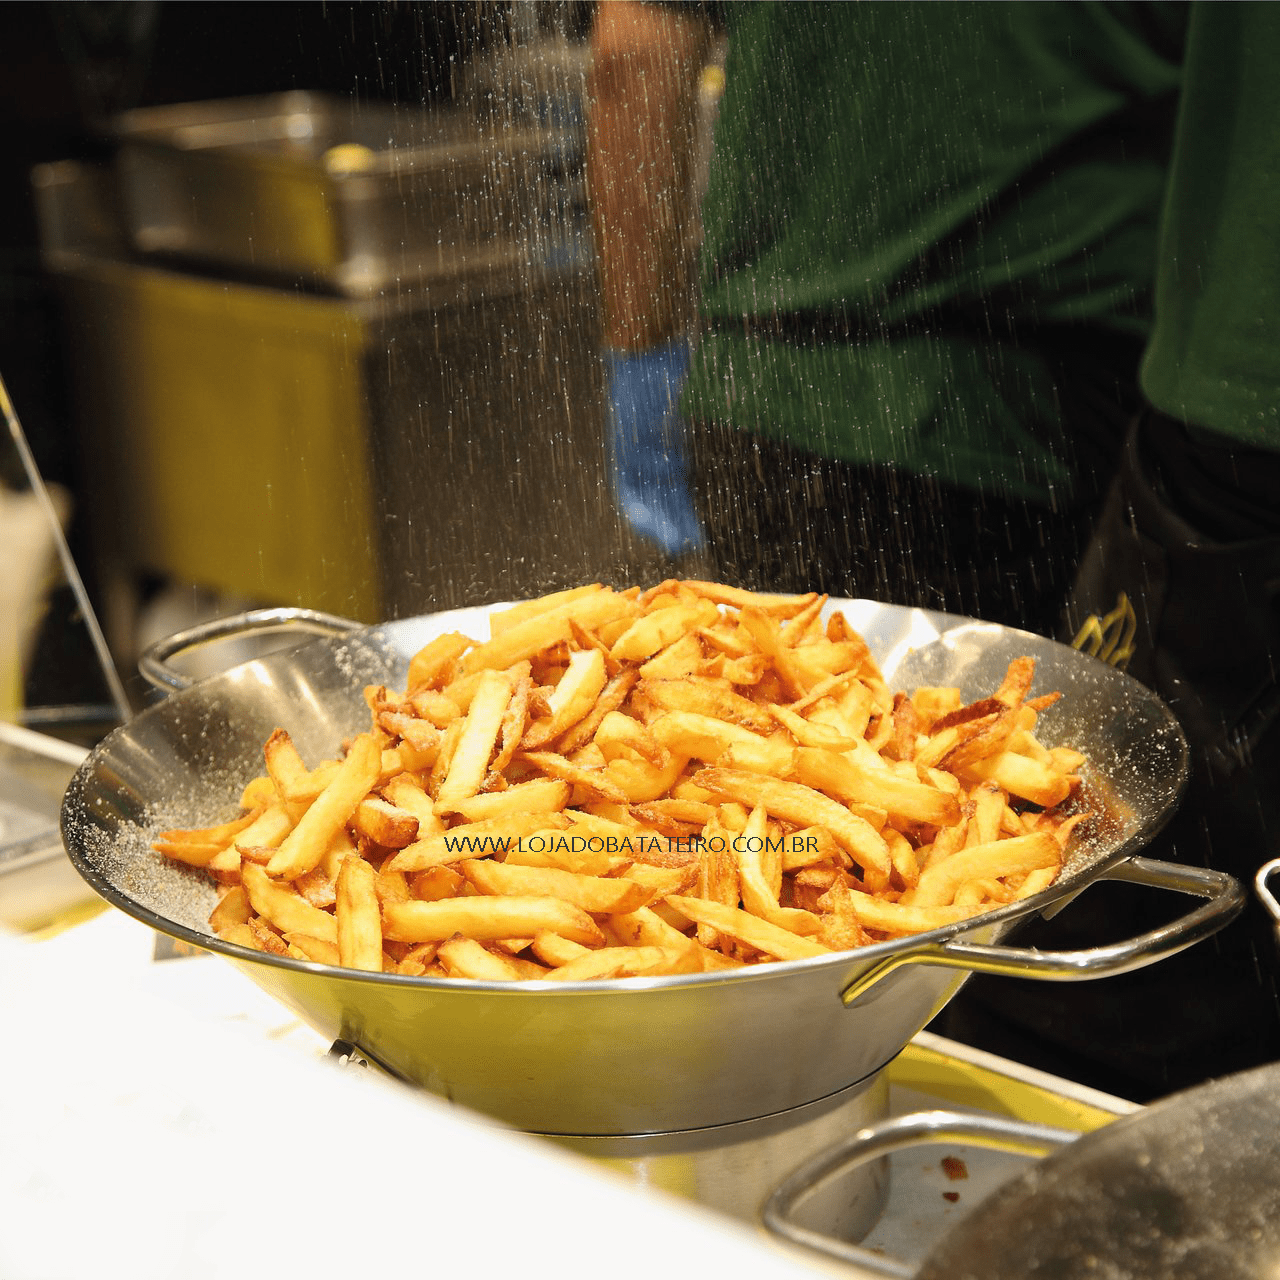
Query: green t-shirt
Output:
[[683, 0, 1186, 502], [1140, 2, 1280, 452]]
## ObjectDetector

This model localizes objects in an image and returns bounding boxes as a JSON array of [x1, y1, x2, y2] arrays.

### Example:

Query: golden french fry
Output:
[[679, 581, 819, 618], [263, 728, 315, 801], [530, 931, 594, 967], [520, 647, 607, 749], [351, 795, 419, 848], [612, 906, 741, 971], [842, 893, 981, 937], [209, 885, 252, 933], [794, 746, 963, 829], [151, 810, 263, 868], [543, 945, 700, 981], [460, 858, 653, 915], [406, 631, 472, 692], [434, 668, 514, 813], [266, 734, 383, 880], [461, 588, 633, 674], [694, 767, 892, 890], [910, 832, 1061, 908], [604, 750, 691, 804], [242, 862, 338, 944], [335, 856, 383, 972], [520, 750, 632, 804], [437, 936, 525, 981], [734, 821, 822, 936], [593, 711, 666, 766], [488, 584, 608, 634], [382, 775, 447, 836], [503, 832, 630, 876], [665, 896, 831, 961], [239, 774, 277, 810], [609, 602, 719, 663], [449, 778, 572, 824], [651, 710, 793, 776], [556, 668, 640, 755], [961, 750, 1075, 808], [386, 812, 562, 873], [282, 932, 342, 966], [383, 896, 604, 947]]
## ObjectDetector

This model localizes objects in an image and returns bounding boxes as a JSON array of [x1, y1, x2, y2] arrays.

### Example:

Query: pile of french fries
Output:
[[153, 581, 1089, 981]]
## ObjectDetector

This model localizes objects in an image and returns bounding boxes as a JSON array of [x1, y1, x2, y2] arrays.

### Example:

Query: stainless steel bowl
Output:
[[60, 599, 1242, 1136]]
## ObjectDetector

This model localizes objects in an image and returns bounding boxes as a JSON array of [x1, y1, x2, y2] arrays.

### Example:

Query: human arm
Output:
[[586, 0, 712, 351], [586, 2, 714, 553]]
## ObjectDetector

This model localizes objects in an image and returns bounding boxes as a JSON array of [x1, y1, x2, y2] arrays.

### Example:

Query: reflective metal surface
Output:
[[112, 91, 582, 297], [61, 599, 1226, 1135], [550, 1073, 890, 1235]]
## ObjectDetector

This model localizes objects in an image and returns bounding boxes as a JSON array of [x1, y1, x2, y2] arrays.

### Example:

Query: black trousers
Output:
[[688, 423, 1096, 637]]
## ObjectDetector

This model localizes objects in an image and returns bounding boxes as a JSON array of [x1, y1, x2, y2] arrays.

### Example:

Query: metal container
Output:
[[766, 1062, 1280, 1279], [60, 599, 1243, 1137], [111, 91, 582, 297]]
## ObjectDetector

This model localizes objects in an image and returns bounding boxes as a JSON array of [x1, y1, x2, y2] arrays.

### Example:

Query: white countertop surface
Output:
[[1, 910, 838, 1280]]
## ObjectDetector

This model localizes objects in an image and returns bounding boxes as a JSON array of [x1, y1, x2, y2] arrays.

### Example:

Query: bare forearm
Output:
[[587, 1, 711, 351]]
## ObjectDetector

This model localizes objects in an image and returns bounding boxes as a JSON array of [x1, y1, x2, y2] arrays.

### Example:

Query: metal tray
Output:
[[111, 91, 584, 297]]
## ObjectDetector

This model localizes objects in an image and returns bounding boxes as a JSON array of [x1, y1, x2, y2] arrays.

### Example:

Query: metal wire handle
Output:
[[761, 1109, 1078, 1277], [137, 607, 362, 693], [841, 857, 1245, 1005]]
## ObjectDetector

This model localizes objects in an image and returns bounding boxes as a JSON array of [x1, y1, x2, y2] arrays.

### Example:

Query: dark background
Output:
[[0, 1, 537, 489], [0, 1, 594, 721]]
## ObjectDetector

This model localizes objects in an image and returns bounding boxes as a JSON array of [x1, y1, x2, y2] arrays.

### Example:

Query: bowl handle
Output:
[[1254, 858, 1280, 931], [760, 1109, 1077, 1275], [137, 607, 363, 693], [841, 857, 1245, 1006]]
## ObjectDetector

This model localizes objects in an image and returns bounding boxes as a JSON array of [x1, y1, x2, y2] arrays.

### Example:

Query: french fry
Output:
[[242, 862, 338, 944], [460, 858, 653, 915], [383, 897, 605, 947], [335, 856, 384, 972], [386, 812, 561, 873], [910, 832, 1061, 907], [665, 896, 831, 962], [610, 602, 719, 663], [434, 668, 514, 813], [437, 936, 525, 981], [520, 647, 607, 749], [841, 893, 982, 937], [694, 767, 893, 890], [794, 746, 962, 829], [351, 795, 419, 848], [448, 778, 572, 824], [266, 734, 383, 880], [151, 811, 263, 868], [543, 945, 700, 981]]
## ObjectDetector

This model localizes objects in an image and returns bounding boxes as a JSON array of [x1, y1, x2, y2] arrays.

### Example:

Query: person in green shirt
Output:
[[591, 0, 1186, 633], [591, 0, 1280, 1099]]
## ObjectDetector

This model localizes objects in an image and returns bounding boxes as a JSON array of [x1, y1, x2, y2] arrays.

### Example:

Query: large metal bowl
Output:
[[60, 599, 1242, 1136]]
